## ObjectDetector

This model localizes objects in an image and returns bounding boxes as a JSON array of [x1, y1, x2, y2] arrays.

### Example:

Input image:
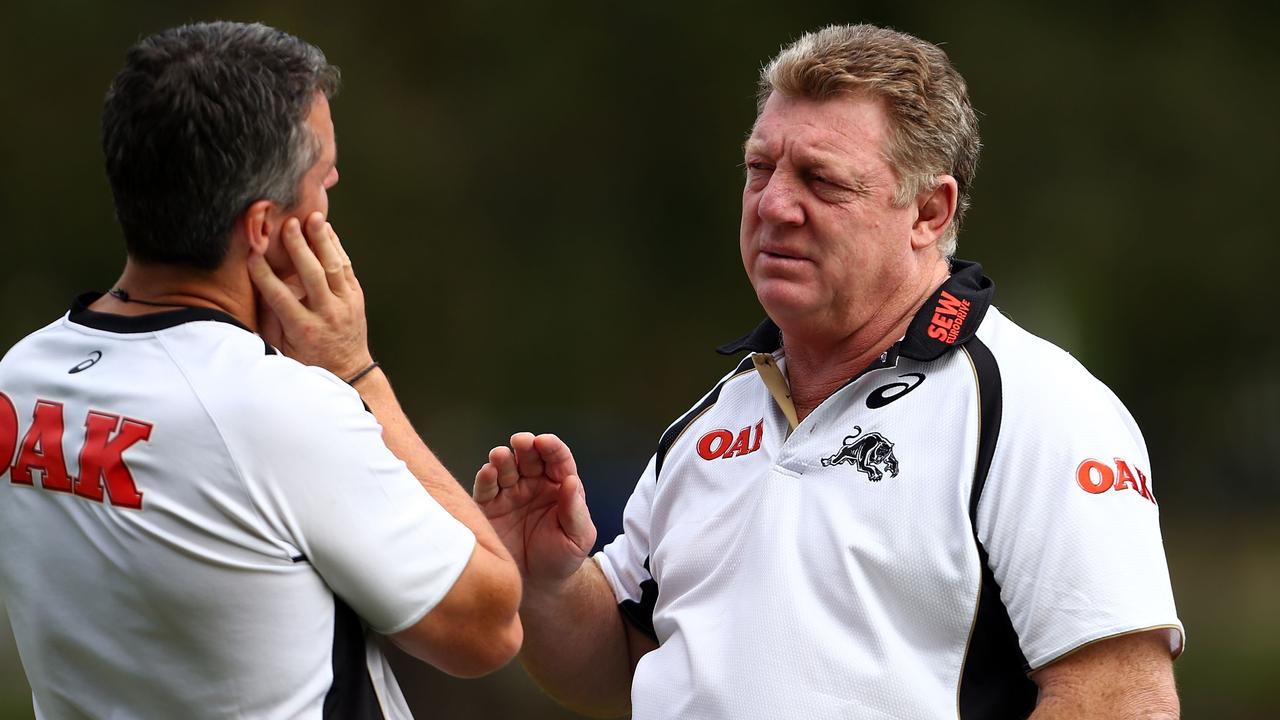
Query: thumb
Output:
[[558, 474, 596, 554]]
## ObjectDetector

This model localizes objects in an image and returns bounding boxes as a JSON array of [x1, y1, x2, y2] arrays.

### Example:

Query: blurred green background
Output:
[[1, 0, 1277, 717]]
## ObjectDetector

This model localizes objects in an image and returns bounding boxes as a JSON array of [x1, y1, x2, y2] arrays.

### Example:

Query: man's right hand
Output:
[[477, 434, 647, 716], [474, 432, 597, 591]]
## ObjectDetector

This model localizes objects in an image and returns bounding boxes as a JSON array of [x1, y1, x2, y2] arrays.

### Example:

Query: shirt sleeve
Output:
[[977, 353, 1184, 670], [594, 455, 659, 641], [237, 366, 476, 635]]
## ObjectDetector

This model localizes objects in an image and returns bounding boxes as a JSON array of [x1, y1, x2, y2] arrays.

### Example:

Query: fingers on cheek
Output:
[[305, 213, 326, 241], [283, 227, 307, 257]]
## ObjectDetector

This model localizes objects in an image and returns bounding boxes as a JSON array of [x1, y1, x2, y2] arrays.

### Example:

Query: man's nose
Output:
[[757, 172, 804, 226]]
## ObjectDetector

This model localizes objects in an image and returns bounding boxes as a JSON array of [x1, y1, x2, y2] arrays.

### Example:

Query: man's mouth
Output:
[[762, 249, 807, 262]]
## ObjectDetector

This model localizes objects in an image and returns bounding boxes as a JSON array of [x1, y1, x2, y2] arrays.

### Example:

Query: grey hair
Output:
[[759, 24, 981, 257], [103, 21, 340, 269]]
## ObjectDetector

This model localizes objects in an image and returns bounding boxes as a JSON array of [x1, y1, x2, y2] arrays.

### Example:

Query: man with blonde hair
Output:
[[475, 24, 1183, 719]]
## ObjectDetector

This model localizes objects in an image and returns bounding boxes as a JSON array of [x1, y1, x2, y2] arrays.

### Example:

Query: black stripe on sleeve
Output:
[[958, 338, 1037, 720], [618, 557, 660, 643], [630, 356, 756, 643], [323, 596, 385, 720], [653, 355, 754, 479]]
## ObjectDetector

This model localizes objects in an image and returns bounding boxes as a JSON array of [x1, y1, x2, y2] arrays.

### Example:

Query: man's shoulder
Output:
[[975, 307, 1140, 432], [199, 343, 356, 419], [669, 355, 760, 418], [147, 320, 363, 433], [0, 313, 76, 369], [980, 307, 1103, 382]]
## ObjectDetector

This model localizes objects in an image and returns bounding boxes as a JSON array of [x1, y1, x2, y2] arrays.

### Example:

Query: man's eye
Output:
[[746, 161, 773, 172]]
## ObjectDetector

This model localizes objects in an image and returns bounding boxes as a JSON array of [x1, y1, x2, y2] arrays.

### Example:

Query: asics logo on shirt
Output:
[[68, 351, 103, 374], [866, 373, 925, 409]]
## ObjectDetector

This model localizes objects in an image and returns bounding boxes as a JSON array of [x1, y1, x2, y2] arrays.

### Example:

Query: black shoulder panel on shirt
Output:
[[618, 557, 660, 643], [323, 596, 385, 720], [965, 338, 1003, 524], [653, 355, 754, 480], [958, 338, 1037, 719], [637, 357, 758, 641]]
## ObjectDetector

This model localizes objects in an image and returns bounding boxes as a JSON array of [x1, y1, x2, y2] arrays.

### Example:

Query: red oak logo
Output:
[[1075, 457, 1157, 505], [0, 393, 151, 509], [697, 419, 764, 461]]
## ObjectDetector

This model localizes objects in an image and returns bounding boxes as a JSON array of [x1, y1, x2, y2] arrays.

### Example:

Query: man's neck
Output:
[[89, 257, 258, 331], [782, 263, 950, 422]]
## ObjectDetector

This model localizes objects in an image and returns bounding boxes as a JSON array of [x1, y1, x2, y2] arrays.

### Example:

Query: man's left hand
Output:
[[248, 212, 374, 380]]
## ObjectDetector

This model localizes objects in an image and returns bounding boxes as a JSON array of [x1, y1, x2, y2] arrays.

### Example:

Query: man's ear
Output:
[[238, 198, 293, 274], [240, 198, 279, 254], [240, 199, 277, 255], [239, 199, 297, 278], [911, 175, 959, 250], [243, 198, 276, 254]]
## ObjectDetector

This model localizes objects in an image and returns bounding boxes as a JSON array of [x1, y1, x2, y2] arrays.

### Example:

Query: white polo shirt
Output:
[[0, 296, 476, 719], [596, 261, 1183, 720]]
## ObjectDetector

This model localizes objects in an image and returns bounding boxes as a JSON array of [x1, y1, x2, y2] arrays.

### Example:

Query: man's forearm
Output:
[[1029, 631, 1179, 720], [520, 559, 638, 718], [1030, 694, 1179, 720], [351, 367, 512, 562]]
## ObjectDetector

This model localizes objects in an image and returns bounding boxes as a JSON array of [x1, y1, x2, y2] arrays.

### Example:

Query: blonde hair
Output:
[[759, 24, 980, 257]]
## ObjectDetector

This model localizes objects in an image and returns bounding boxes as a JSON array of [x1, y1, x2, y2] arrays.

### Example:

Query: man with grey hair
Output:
[[474, 24, 1183, 719], [0, 21, 521, 718]]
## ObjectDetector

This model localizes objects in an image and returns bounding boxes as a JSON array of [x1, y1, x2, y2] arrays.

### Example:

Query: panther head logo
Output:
[[820, 426, 900, 482]]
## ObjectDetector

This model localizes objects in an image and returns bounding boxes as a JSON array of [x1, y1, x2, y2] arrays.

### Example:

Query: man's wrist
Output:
[[521, 558, 597, 612], [345, 360, 380, 385], [327, 351, 375, 383]]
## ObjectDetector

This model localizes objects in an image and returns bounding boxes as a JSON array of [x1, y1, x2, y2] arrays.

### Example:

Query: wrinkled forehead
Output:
[[744, 91, 894, 165]]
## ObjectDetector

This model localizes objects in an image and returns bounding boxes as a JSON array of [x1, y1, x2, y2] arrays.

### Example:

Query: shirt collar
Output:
[[67, 292, 253, 334], [716, 259, 995, 362]]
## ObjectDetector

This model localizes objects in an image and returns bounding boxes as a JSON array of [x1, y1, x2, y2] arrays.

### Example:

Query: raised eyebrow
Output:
[[742, 139, 772, 158]]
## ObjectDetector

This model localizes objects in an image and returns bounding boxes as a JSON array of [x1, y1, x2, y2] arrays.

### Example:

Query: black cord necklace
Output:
[[107, 288, 190, 309]]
